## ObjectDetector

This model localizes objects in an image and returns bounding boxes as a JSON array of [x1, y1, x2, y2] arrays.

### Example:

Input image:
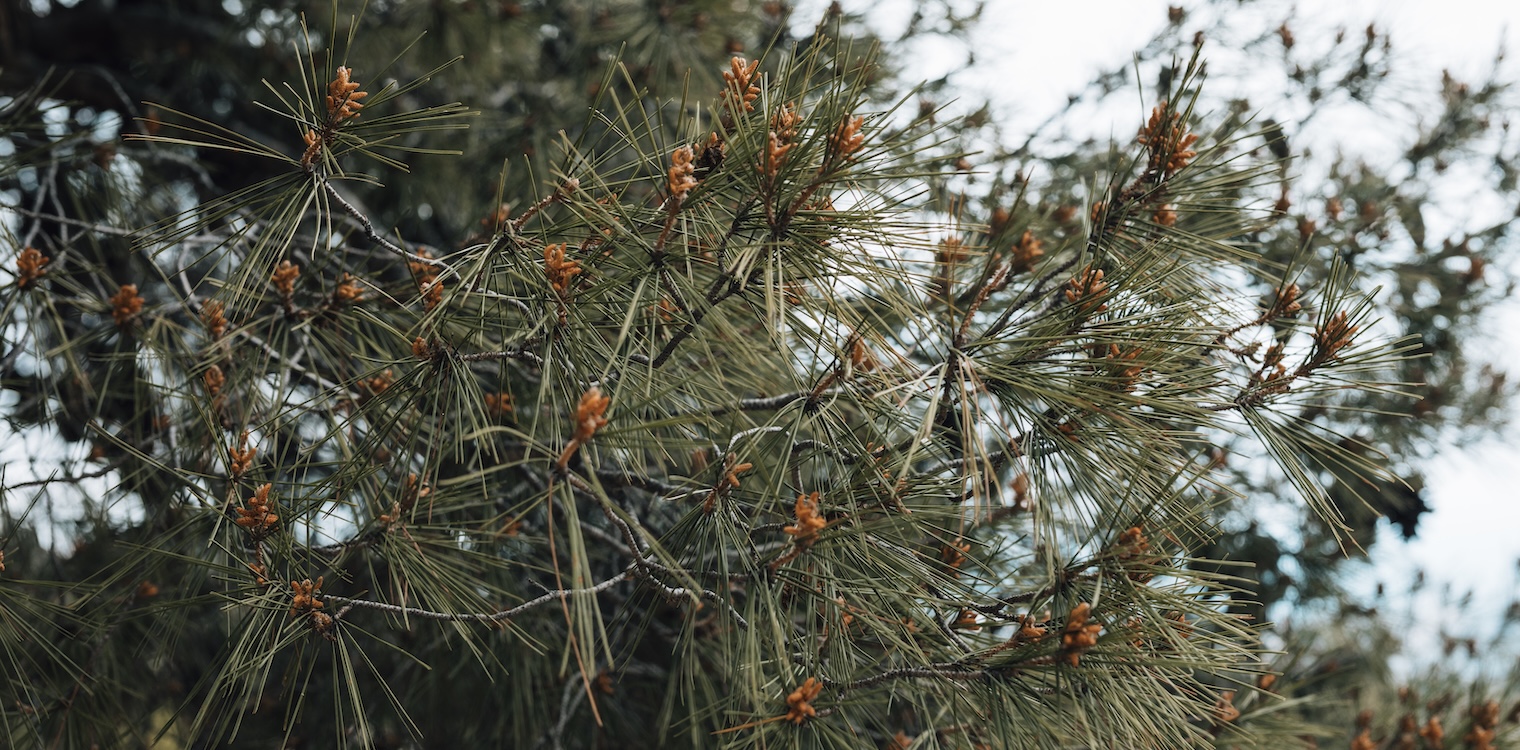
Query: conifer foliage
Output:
[[0, 3, 1513, 749]]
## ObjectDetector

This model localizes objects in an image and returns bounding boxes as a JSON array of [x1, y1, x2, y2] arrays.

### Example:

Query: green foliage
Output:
[[2, 1, 1518, 748]]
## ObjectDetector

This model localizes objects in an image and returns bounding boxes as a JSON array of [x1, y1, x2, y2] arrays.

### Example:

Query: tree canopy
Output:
[[2, 1, 1518, 748]]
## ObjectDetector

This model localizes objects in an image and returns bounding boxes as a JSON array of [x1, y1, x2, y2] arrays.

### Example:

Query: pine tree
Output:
[[3, 2, 1517, 748]]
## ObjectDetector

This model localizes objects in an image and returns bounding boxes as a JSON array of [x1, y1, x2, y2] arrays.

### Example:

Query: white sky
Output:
[[805, 0, 1520, 667]]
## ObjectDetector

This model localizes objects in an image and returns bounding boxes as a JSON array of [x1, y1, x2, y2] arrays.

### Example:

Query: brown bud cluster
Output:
[[16, 247, 49, 290], [544, 243, 582, 295], [228, 430, 256, 479], [722, 57, 761, 117], [1250, 342, 1290, 396], [848, 335, 876, 374], [271, 260, 300, 303], [380, 473, 430, 526], [290, 577, 335, 640], [1214, 690, 1241, 724], [784, 491, 827, 542], [1269, 283, 1302, 318], [761, 131, 794, 179], [1060, 602, 1102, 666], [402, 473, 430, 513], [952, 609, 980, 631], [937, 237, 969, 266], [1011, 613, 1048, 646], [1064, 266, 1108, 311], [1009, 472, 1031, 513], [235, 483, 279, 539], [332, 273, 364, 305], [668, 145, 697, 199], [1010, 230, 1044, 275], [1313, 311, 1357, 358], [1295, 310, 1359, 377], [1137, 101, 1199, 179], [110, 284, 144, 328], [201, 299, 227, 339], [1102, 345, 1145, 392], [694, 132, 725, 179], [302, 67, 368, 169], [324, 67, 367, 123], [771, 102, 801, 142], [829, 115, 865, 160], [1466, 700, 1499, 750], [359, 369, 394, 398], [784, 677, 823, 724], [1421, 716, 1445, 746], [701, 454, 752, 514], [571, 387, 609, 444], [1115, 525, 1150, 559], [556, 387, 610, 469], [203, 365, 226, 397], [941, 539, 971, 573], [484, 392, 514, 420], [409, 249, 442, 311]]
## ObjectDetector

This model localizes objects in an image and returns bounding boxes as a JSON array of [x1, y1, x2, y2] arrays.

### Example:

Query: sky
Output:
[[803, 0, 1520, 668]]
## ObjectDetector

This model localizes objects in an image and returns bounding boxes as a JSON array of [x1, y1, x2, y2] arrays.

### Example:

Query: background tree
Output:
[[3, 1, 1518, 748]]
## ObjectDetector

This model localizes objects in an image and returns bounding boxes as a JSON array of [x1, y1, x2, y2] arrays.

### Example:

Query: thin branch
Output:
[[636, 570, 750, 630], [21, 155, 59, 249], [978, 255, 1081, 343], [321, 180, 442, 268], [647, 204, 763, 369], [511, 180, 576, 233], [704, 390, 841, 417], [561, 474, 750, 629], [649, 275, 745, 369], [790, 439, 868, 465], [726, 425, 787, 453], [326, 569, 633, 623], [824, 664, 988, 693], [592, 466, 683, 496], [1, 462, 123, 491], [460, 348, 545, 367]]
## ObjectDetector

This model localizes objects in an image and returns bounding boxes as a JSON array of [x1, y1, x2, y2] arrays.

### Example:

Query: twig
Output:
[[979, 255, 1081, 343], [460, 348, 546, 367], [561, 474, 750, 629], [592, 466, 682, 496], [511, 180, 576, 233], [636, 570, 750, 630], [21, 156, 59, 249], [326, 569, 633, 623], [703, 390, 844, 418], [321, 180, 442, 268], [824, 664, 988, 693], [1, 461, 123, 491], [790, 439, 867, 465], [725, 425, 787, 454], [649, 275, 746, 369], [955, 263, 1009, 348]]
